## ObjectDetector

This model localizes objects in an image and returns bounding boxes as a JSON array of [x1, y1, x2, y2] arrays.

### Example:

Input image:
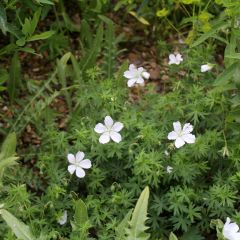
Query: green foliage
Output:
[[1, 0, 240, 240], [0, 207, 36, 240], [125, 186, 150, 240], [0, 133, 18, 184]]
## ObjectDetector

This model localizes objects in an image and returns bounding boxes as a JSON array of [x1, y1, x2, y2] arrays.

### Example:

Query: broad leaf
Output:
[[169, 232, 178, 240], [0, 208, 36, 240], [126, 186, 150, 240], [74, 199, 88, 226], [28, 30, 55, 41]]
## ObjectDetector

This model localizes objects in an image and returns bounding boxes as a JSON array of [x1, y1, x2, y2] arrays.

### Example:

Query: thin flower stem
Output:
[[165, 18, 181, 35]]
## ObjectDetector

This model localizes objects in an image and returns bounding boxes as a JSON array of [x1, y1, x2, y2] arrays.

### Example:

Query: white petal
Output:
[[127, 78, 137, 87], [201, 65, 209, 72], [124, 70, 135, 79], [173, 121, 182, 133], [75, 167, 85, 178], [58, 211, 67, 225], [112, 122, 124, 132], [183, 123, 193, 134], [175, 137, 185, 148], [168, 131, 178, 140], [67, 153, 75, 164], [166, 166, 173, 173], [169, 54, 176, 62], [68, 165, 76, 174], [76, 151, 84, 162], [99, 132, 110, 144], [182, 133, 195, 144], [142, 71, 150, 79], [104, 116, 113, 128], [129, 64, 136, 71], [79, 159, 92, 169], [176, 54, 183, 62], [136, 76, 144, 84], [94, 123, 107, 133], [110, 131, 122, 143]]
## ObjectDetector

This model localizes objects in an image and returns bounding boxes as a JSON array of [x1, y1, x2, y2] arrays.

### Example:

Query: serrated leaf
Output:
[[169, 232, 178, 240], [28, 30, 55, 41], [80, 24, 103, 73], [181, 227, 204, 240], [126, 186, 150, 240], [0, 208, 36, 240], [74, 199, 88, 226], [116, 209, 133, 240]]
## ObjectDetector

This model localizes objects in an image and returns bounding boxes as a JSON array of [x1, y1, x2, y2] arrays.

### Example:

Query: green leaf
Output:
[[0, 43, 17, 56], [225, 53, 240, 60], [0, 69, 8, 84], [80, 24, 103, 73], [57, 53, 72, 111], [0, 132, 17, 160], [181, 227, 204, 240], [0, 4, 8, 35], [16, 37, 26, 47], [37, 0, 55, 5], [74, 199, 88, 226], [191, 20, 229, 47], [22, 18, 32, 36], [19, 47, 36, 55], [169, 232, 178, 240], [0, 208, 36, 240], [80, 19, 93, 48], [31, 8, 42, 36], [126, 186, 150, 240], [8, 52, 21, 103], [0, 133, 18, 181], [129, 11, 150, 25], [116, 209, 133, 240], [213, 62, 239, 86], [28, 30, 55, 41], [71, 53, 82, 83]]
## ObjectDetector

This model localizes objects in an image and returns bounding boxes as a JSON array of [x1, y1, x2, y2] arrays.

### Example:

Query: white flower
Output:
[[94, 116, 123, 144], [123, 64, 150, 87], [168, 121, 195, 148], [164, 150, 169, 156], [166, 166, 173, 173], [201, 63, 213, 72], [58, 211, 67, 225], [168, 53, 183, 65], [223, 217, 240, 240], [67, 151, 92, 178]]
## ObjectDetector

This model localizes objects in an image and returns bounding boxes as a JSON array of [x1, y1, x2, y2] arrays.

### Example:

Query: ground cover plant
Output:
[[1, 0, 240, 239]]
